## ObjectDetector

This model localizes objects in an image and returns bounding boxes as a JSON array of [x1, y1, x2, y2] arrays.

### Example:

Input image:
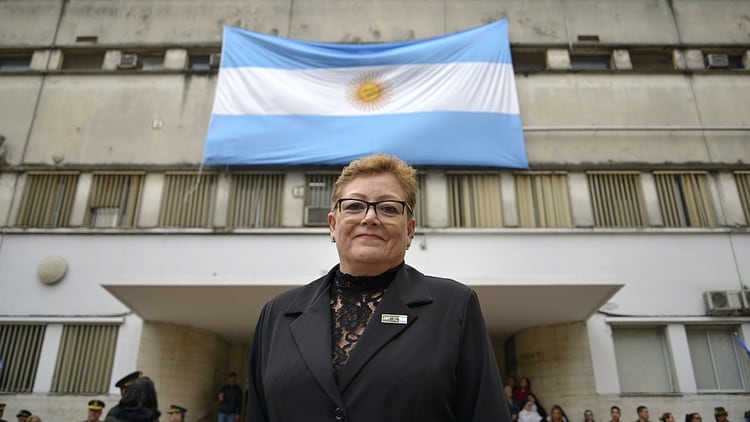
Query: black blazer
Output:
[[247, 264, 510, 422]]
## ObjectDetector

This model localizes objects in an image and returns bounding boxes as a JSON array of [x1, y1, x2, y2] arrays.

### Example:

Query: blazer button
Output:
[[334, 407, 345, 421]]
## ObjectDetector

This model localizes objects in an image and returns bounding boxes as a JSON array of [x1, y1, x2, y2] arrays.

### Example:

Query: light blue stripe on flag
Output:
[[204, 19, 528, 168]]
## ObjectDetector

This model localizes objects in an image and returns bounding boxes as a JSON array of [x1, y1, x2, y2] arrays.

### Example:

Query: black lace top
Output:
[[330, 263, 402, 377]]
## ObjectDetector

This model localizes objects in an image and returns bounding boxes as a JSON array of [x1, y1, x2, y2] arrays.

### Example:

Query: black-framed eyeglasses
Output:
[[336, 198, 413, 218]]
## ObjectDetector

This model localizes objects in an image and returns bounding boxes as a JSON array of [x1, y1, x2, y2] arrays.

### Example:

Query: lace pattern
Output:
[[330, 264, 401, 375]]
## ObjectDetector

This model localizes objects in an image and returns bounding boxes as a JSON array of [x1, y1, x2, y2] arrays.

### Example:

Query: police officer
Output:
[[106, 370, 143, 419]]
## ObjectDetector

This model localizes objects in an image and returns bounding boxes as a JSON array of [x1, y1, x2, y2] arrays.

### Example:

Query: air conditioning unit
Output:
[[117, 53, 139, 69], [739, 289, 750, 316], [304, 206, 330, 226], [209, 53, 222, 68], [705, 53, 729, 69], [703, 290, 742, 316]]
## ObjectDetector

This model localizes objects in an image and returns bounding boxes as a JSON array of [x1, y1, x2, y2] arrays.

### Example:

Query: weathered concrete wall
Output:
[[2, 0, 750, 45]]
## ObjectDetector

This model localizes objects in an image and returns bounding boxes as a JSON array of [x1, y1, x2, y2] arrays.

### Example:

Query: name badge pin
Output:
[[381, 314, 408, 324]]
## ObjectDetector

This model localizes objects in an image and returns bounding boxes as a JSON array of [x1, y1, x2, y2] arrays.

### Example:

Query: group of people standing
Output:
[[503, 382, 745, 422]]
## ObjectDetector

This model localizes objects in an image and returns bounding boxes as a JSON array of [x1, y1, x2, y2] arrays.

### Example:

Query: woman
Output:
[[247, 154, 509, 422], [513, 377, 533, 403], [548, 405, 569, 422], [104, 377, 160, 422]]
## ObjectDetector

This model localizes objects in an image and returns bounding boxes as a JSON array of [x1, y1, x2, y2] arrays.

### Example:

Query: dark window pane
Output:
[[61, 53, 104, 70], [571, 54, 611, 70], [0, 55, 32, 71], [630, 51, 674, 70], [512, 50, 546, 72]]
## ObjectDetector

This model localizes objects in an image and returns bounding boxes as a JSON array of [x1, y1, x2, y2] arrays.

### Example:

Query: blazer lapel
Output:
[[338, 265, 433, 392], [288, 273, 343, 407]]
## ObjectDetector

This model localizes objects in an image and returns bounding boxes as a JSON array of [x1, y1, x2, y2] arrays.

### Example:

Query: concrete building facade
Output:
[[1, 0, 749, 421]]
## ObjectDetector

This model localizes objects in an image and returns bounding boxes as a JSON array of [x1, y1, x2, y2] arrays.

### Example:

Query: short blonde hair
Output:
[[332, 154, 417, 212]]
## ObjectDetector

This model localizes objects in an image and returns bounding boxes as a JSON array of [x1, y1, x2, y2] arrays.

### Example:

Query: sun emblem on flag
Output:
[[348, 72, 390, 111]]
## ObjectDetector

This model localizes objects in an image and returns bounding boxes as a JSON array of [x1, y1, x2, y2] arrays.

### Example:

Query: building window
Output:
[[0, 55, 32, 71], [51, 324, 118, 394], [228, 173, 284, 228], [704, 51, 745, 70], [159, 172, 217, 227], [735, 171, 750, 225], [188, 52, 219, 70], [511, 49, 546, 72], [0, 324, 46, 393], [16, 172, 79, 227], [629, 50, 674, 71], [515, 172, 572, 228], [85, 172, 143, 228], [588, 172, 646, 227], [654, 172, 717, 227], [570, 53, 612, 70], [447, 173, 503, 228], [304, 173, 337, 226], [61, 52, 105, 70], [140, 54, 165, 71], [612, 326, 675, 393], [687, 327, 748, 392]]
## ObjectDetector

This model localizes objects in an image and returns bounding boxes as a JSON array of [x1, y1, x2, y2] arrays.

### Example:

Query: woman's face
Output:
[[329, 173, 415, 276], [524, 402, 533, 411], [552, 409, 562, 421]]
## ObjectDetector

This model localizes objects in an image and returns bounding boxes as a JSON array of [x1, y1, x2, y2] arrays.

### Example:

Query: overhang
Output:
[[102, 282, 622, 344]]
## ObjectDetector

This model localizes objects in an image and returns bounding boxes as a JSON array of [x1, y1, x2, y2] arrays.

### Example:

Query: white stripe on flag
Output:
[[212, 62, 519, 116]]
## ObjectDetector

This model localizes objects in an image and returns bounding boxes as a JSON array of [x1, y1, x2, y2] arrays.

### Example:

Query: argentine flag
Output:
[[204, 20, 528, 168]]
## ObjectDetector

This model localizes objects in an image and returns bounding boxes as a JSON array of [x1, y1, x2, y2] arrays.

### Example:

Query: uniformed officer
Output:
[[114, 370, 142, 396], [106, 370, 143, 419], [85, 400, 106, 422], [166, 404, 187, 422], [15, 410, 31, 422]]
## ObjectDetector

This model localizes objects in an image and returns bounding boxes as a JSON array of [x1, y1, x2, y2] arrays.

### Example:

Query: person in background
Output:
[[609, 406, 623, 422], [15, 410, 31, 422], [518, 400, 543, 422], [115, 371, 143, 397], [218, 372, 242, 422], [85, 400, 106, 422], [246, 154, 510, 422], [548, 405, 569, 422], [688, 413, 703, 422], [527, 393, 547, 421], [637, 406, 651, 422], [166, 405, 187, 422], [24, 417, 40, 422], [0, 403, 6, 422], [659, 413, 675, 422], [103, 376, 160, 422], [513, 377, 533, 404], [715, 408, 729, 422], [584, 410, 596, 422]]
